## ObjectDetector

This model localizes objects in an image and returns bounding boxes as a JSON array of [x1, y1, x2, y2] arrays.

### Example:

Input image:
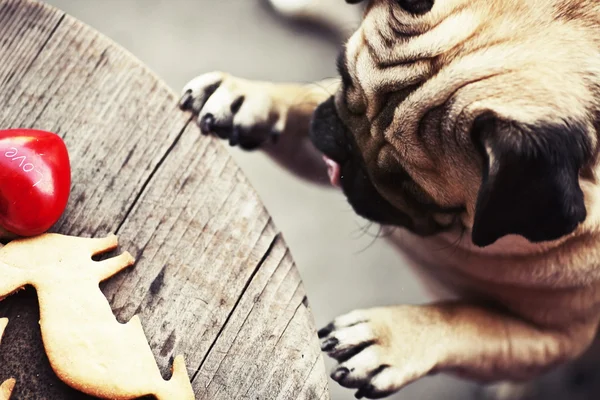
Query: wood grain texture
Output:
[[0, 0, 329, 399]]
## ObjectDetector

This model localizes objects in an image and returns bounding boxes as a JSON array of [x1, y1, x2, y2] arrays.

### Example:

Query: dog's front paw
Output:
[[179, 72, 285, 150], [319, 307, 438, 399]]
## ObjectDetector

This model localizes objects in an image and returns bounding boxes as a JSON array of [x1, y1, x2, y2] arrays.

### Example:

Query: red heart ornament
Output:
[[0, 129, 71, 237]]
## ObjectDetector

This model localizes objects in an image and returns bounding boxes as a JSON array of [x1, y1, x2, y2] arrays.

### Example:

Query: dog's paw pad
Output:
[[320, 322, 376, 361], [179, 72, 225, 113], [329, 346, 387, 386], [319, 311, 405, 398], [354, 374, 398, 399], [332, 357, 399, 399], [319, 307, 440, 399], [180, 72, 283, 150]]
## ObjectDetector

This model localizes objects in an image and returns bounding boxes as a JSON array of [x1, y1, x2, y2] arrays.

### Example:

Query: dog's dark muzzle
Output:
[[309, 97, 416, 229], [310, 97, 350, 164]]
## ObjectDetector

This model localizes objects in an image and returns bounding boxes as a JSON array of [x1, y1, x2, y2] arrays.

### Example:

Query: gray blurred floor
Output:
[[43, 1, 475, 399]]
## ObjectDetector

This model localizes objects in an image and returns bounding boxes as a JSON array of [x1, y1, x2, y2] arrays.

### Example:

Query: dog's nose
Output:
[[310, 96, 349, 163]]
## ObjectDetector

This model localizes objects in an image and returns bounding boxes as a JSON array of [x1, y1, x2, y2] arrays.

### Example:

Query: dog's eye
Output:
[[396, 0, 434, 14]]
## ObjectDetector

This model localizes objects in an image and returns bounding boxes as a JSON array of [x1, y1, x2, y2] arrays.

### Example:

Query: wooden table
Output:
[[0, 1, 329, 398]]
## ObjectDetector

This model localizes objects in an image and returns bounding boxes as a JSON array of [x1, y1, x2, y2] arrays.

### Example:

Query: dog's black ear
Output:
[[471, 113, 591, 247]]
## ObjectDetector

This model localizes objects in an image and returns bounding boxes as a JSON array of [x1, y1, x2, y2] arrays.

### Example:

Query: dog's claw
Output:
[[199, 113, 215, 135], [270, 129, 281, 144], [179, 90, 193, 111], [331, 367, 350, 382], [229, 126, 240, 147], [318, 322, 334, 338], [354, 388, 365, 399], [181, 72, 285, 150], [355, 383, 394, 400], [355, 385, 372, 399], [321, 337, 339, 352]]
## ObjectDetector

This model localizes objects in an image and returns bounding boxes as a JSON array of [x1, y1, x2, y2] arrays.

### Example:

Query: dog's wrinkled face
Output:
[[310, 0, 600, 247]]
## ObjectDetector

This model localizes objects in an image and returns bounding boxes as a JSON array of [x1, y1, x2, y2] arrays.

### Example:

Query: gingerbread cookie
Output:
[[0, 318, 15, 400], [0, 378, 13, 400], [0, 234, 195, 399]]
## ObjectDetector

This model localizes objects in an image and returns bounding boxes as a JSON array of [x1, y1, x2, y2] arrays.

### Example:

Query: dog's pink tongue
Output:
[[323, 155, 341, 188]]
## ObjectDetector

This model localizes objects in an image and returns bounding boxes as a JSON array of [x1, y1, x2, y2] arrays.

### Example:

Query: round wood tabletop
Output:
[[0, 0, 329, 398]]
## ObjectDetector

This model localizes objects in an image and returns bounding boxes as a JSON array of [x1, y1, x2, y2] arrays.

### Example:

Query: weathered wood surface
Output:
[[0, 0, 330, 399]]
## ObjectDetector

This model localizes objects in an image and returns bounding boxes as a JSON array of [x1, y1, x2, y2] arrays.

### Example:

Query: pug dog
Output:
[[179, 0, 600, 399]]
